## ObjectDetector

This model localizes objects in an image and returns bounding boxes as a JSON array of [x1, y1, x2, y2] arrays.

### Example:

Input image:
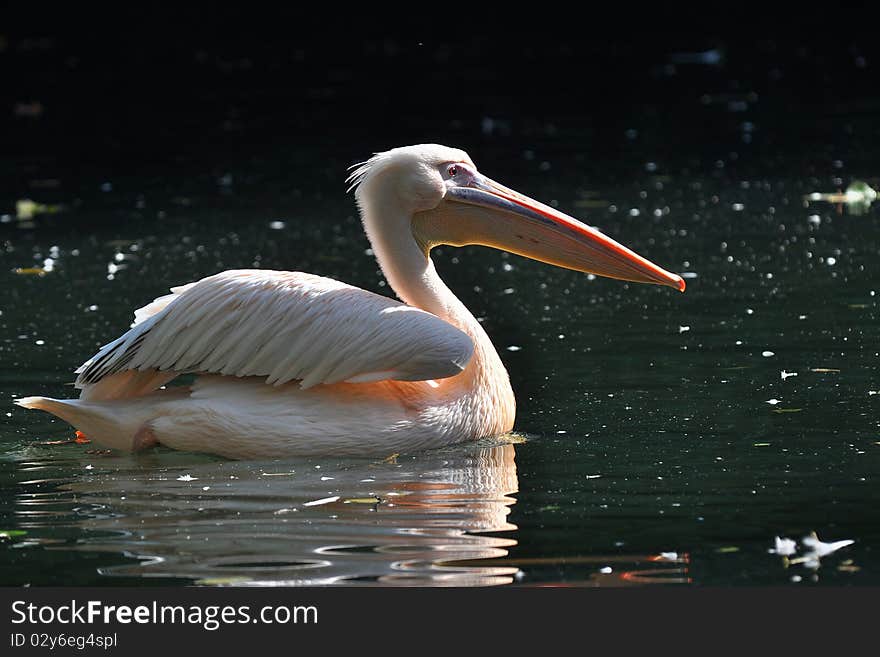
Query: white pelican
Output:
[[17, 144, 684, 459]]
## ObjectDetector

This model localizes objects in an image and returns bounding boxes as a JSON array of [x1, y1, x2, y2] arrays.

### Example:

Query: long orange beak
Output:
[[433, 175, 684, 292]]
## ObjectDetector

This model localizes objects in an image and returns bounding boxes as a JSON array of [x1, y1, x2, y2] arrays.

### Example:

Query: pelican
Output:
[[17, 144, 684, 459]]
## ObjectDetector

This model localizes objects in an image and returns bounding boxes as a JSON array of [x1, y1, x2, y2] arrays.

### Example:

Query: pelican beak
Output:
[[421, 175, 685, 292]]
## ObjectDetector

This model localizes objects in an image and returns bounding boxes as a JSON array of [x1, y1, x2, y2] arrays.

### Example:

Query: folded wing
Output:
[[75, 270, 474, 394]]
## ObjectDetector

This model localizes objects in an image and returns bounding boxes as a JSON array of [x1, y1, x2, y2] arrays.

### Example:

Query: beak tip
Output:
[[676, 276, 686, 293]]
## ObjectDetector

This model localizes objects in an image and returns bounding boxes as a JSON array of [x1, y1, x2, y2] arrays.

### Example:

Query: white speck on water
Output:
[[87, 305, 98, 312], [766, 399, 781, 405], [585, 474, 601, 479], [781, 370, 798, 380], [629, 208, 640, 217], [34, 340, 44, 346], [791, 575, 802, 583], [303, 496, 340, 507], [681, 272, 698, 279], [679, 326, 690, 333], [746, 308, 755, 315], [202, 486, 210, 491], [599, 566, 613, 574], [659, 552, 679, 560], [502, 287, 515, 295], [177, 474, 197, 482], [762, 351, 775, 357], [320, 476, 334, 481], [808, 214, 821, 226], [269, 220, 286, 230], [556, 430, 567, 434], [826, 257, 837, 266], [502, 262, 514, 272], [586, 274, 596, 281], [506, 345, 522, 352], [85, 465, 93, 470], [798, 315, 807, 320], [735, 340, 743, 345], [732, 203, 745, 211]]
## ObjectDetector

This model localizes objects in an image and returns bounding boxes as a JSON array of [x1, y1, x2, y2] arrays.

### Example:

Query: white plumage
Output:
[[76, 270, 473, 392], [17, 144, 683, 458]]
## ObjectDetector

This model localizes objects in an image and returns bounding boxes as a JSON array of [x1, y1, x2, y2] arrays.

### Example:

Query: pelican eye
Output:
[[447, 165, 460, 177]]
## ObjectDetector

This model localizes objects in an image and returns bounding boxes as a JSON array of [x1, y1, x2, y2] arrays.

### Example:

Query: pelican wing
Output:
[[75, 270, 474, 390]]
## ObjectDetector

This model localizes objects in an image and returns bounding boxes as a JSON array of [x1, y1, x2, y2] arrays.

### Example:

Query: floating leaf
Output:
[[715, 546, 740, 553], [13, 267, 49, 276], [0, 529, 27, 539], [344, 497, 381, 505], [810, 368, 840, 373], [381, 453, 399, 464], [753, 442, 771, 447], [772, 408, 803, 414]]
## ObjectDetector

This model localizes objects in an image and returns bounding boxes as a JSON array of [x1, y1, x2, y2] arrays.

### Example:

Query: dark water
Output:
[[2, 31, 879, 586]]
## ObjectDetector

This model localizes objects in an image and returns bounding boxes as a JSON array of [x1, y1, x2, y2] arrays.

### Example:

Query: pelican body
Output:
[[18, 145, 684, 458]]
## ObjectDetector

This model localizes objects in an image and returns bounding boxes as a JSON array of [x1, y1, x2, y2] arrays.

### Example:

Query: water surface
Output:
[[2, 35, 879, 587]]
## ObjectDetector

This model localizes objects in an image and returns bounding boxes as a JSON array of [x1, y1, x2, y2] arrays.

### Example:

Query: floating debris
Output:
[[762, 351, 775, 357], [303, 495, 340, 507], [344, 497, 381, 504], [801, 532, 854, 558], [679, 326, 690, 333], [771, 536, 797, 556], [804, 180, 878, 216], [15, 199, 64, 220], [13, 267, 50, 276], [773, 532, 855, 573], [766, 399, 781, 405], [176, 474, 197, 482], [810, 368, 840, 373], [780, 370, 798, 380], [0, 529, 27, 540]]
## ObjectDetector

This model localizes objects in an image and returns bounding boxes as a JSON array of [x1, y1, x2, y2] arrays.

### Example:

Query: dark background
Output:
[[4, 10, 880, 205]]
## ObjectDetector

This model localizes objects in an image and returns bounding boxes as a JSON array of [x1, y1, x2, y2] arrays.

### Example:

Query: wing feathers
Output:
[[74, 270, 474, 391]]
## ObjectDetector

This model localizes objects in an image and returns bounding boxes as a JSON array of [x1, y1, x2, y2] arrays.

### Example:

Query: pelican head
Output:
[[348, 144, 684, 292]]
